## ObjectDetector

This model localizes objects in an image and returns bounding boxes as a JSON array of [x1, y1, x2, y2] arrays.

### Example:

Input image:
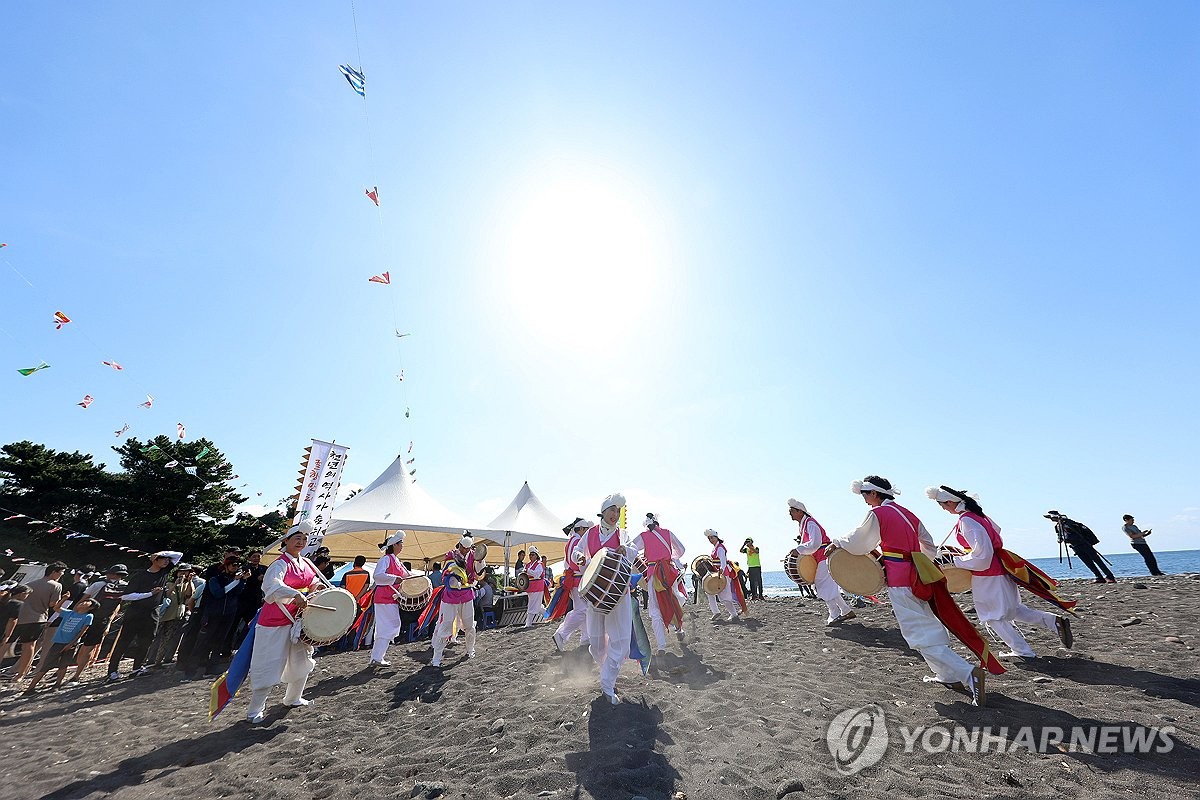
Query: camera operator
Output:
[[1046, 510, 1115, 584], [739, 538, 764, 601]]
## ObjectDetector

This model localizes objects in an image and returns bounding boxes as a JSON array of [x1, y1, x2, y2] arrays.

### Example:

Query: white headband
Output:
[[528, 546, 539, 556], [851, 479, 899, 497], [383, 530, 407, 548], [704, 528, 720, 539], [787, 498, 807, 513], [458, 534, 474, 549], [600, 492, 627, 513], [286, 519, 315, 539], [925, 486, 979, 507]]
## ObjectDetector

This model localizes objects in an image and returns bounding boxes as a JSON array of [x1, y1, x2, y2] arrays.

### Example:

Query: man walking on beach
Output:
[[1121, 515, 1165, 576], [106, 551, 178, 682], [9, 562, 65, 682]]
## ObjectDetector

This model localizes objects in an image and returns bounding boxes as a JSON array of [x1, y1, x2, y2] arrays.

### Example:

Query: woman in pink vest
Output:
[[927, 486, 1073, 657], [630, 513, 686, 653], [571, 492, 633, 704], [703, 529, 745, 621], [369, 530, 410, 666], [552, 518, 592, 651], [431, 534, 478, 667], [246, 521, 327, 724], [523, 546, 546, 627], [830, 476, 987, 706], [788, 498, 853, 625]]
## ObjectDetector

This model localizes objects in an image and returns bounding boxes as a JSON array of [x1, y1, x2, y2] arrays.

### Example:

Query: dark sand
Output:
[[2, 576, 1197, 800]]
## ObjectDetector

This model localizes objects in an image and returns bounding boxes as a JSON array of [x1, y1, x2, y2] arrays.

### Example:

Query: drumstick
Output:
[[306, 603, 339, 611]]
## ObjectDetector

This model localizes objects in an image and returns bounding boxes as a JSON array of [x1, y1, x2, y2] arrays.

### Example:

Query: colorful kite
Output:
[[368, 271, 390, 285], [3, 515, 27, 522], [140, 444, 162, 457], [339, 64, 366, 96], [196, 446, 211, 460], [164, 460, 180, 469], [114, 423, 130, 438], [77, 394, 94, 409], [139, 395, 154, 408], [365, 186, 380, 206], [53, 311, 71, 330], [47, 526, 62, 534], [184, 466, 199, 476], [177, 422, 186, 440], [101, 360, 123, 370], [405, 457, 414, 465], [407, 441, 413, 453], [17, 362, 50, 376]]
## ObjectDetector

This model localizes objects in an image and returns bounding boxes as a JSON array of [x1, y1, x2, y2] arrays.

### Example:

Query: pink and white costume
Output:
[[572, 522, 632, 700], [794, 514, 852, 623], [247, 553, 324, 720], [952, 512, 1058, 657], [706, 543, 741, 619], [431, 548, 477, 667], [370, 553, 410, 662], [629, 526, 686, 651], [524, 560, 546, 627], [554, 527, 590, 647]]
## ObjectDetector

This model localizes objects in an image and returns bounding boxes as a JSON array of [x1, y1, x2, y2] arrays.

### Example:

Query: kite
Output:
[[140, 444, 162, 457], [338, 64, 366, 97], [407, 441, 413, 453], [368, 271, 390, 285], [115, 423, 130, 438], [17, 362, 50, 376], [3, 515, 27, 522], [395, 370, 404, 382], [77, 394, 94, 409], [405, 407, 410, 419], [47, 526, 62, 534], [53, 311, 71, 330], [395, 331, 410, 338], [139, 395, 154, 408], [177, 422, 186, 440], [101, 360, 123, 370], [184, 466, 199, 476], [409, 469, 416, 477], [365, 186, 380, 206], [164, 460, 180, 468], [0, 243, 5, 248], [196, 446, 211, 460], [405, 457, 414, 465], [256, 492, 263, 496]]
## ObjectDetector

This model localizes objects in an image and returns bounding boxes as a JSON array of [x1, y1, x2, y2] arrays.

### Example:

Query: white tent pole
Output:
[[504, 531, 512, 588]]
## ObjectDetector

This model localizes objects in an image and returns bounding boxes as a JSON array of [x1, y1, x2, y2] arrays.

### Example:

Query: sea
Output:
[[761, 549, 1200, 597]]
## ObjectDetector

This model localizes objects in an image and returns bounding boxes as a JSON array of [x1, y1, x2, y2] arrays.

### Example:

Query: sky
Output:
[[2, 3, 1197, 565]]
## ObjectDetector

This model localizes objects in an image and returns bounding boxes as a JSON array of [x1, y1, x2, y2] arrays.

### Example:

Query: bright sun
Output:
[[501, 162, 665, 350]]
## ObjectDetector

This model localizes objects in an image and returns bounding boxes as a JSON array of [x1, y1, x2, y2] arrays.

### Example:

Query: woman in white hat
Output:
[[703, 529, 745, 621], [551, 518, 593, 651], [570, 493, 633, 704], [369, 531, 411, 666], [431, 534, 479, 667], [926, 486, 1073, 657], [523, 545, 546, 627], [788, 499, 854, 625], [245, 521, 328, 723], [629, 513, 687, 653]]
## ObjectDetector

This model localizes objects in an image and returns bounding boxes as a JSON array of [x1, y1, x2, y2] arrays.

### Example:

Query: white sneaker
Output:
[[552, 632, 566, 652], [711, 613, 721, 621], [431, 656, 442, 667], [247, 711, 265, 724], [370, 659, 391, 667], [608, 690, 621, 705], [131, 666, 151, 677], [289, 698, 313, 707], [467, 650, 476, 659]]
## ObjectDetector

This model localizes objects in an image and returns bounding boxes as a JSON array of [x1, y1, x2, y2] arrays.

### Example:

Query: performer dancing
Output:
[[704, 529, 746, 622], [524, 546, 546, 627], [246, 521, 328, 724], [927, 486, 1073, 657], [788, 499, 854, 626], [573, 493, 633, 704], [629, 513, 686, 653], [551, 518, 592, 650], [369, 531, 410, 666], [431, 534, 478, 667], [829, 476, 1003, 706]]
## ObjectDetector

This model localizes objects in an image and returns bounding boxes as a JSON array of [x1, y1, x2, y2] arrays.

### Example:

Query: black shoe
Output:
[[1056, 616, 1074, 649], [1093, 578, 1106, 584]]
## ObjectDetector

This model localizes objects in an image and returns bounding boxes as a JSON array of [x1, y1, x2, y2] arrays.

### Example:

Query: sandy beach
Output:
[[3, 575, 1198, 800]]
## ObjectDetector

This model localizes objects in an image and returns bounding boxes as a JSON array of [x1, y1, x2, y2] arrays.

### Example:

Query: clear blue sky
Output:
[[3, 3, 1197, 563]]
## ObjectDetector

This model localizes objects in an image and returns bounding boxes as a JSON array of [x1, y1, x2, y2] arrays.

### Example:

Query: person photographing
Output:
[[1121, 514, 1165, 576], [1046, 511, 1116, 584]]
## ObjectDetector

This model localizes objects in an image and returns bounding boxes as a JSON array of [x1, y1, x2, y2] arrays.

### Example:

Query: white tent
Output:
[[266, 456, 499, 564], [485, 482, 571, 575]]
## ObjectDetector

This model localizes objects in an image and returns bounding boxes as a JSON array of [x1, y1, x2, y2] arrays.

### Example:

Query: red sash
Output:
[[998, 549, 1079, 614], [650, 560, 685, 631]]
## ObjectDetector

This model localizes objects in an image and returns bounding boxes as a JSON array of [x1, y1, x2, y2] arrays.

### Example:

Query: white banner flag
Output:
[[295, 439, 349, 558]]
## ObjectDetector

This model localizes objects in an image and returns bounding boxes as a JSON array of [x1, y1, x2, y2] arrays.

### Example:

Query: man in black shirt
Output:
[[1047, 511, 1116, 584], [106, 551, 179, 682]]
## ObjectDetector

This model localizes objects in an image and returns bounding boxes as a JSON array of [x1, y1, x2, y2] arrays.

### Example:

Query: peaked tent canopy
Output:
[[266, 457, 500, 564], [485, 481, 570, 565]]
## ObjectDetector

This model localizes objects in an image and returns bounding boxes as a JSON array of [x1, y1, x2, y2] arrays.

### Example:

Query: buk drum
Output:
[[298, 588, 357, 647], [941, 565, 973, 594], [579, 548, 632, 614], [783, 549, 818, 586], [826, 549, 885, 596], [397, 576, 432, 611], [472, 542, 488, 565], [632, 556, 649, 575], [703, 573, 728, 596], [690, 555, 715, 577]]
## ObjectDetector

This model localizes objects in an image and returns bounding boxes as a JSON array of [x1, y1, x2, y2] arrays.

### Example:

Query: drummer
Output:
[[369, 530, 410, 667], [629, 513, 686, 654], [788, 499, 854, 626], [523, 546, 546, 628], [572, 493, 634, 704], [828, 476, 1003, 706], [926, 486, 1073, 657], [552, 518, 592, 651], [246, 521, 328, 724], [704, 529, 746, 622], [431, 534, 478, 667]]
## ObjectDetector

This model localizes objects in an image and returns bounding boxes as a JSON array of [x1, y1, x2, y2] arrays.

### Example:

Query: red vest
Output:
[[640, 528, 674, 563], [956, 512, 1006, 576], [372, 554, 408, 604], [584, 525, 622, 557], [801, 516, 831, 563], [872, 502, 922, 588]]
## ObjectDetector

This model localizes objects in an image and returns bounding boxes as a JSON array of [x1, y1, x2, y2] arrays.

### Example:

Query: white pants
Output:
[[432, 601, 475, 665], [971, 574, 1058, 657], [646, 583, 680, 651], [247, 624, 315, 718], [889, 587, 974, 685], [555, 586, 589, 644], [814, 561, 852, 621], [525, 591, 544, 627], [706, 580, 740, 618], [585, 592, 633, 697], [371, 603, 403, 662]]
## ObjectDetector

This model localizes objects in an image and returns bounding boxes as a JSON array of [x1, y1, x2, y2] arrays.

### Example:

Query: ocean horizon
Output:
[[761, 548, 1200, 596]]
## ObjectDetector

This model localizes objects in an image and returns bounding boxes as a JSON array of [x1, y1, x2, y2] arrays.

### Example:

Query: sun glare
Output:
[[501, 163, 665, 351]]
